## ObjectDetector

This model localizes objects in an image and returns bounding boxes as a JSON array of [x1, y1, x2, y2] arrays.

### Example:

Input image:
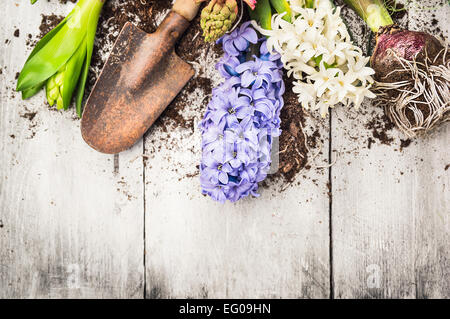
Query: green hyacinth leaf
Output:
[[22, 82, 45, 99], [19, 0, 105, 115], [18, 16, 70, 91], [254, 0, 272, 30], [75, 57, 88, 117], [61, 38, 87, 110], [17, 16, 70, 94], [26, 16, 69, 62], [17, 3, 91, 92], [270, 0, 292, 22], [75, 1, 103, 117]]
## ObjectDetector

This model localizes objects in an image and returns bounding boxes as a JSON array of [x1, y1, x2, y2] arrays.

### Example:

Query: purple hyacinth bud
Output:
[[217, 21, 258, 56]]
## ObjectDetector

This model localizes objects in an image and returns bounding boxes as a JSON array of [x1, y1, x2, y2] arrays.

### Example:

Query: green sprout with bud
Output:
[[17, 0, 105, 117]]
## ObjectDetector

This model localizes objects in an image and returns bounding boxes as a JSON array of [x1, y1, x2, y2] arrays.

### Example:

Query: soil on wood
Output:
[[266, 78, 311, 184], [39, 14, 64, 37], [365, 113, 395, 146]]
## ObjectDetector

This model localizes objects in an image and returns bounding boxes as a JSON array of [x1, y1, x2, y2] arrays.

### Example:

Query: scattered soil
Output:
[[25, 14, 64, 50], [399, 138, 412, 151], [21, 112, 37, 122], [13, 29, 20, 37], [367, 137, 375, 150], [19, 109, 38, 139], [365, 113, 395, 146], [445, 164, 450, 171], [267, 77, 310, 183], [39, 14, 64, 38]]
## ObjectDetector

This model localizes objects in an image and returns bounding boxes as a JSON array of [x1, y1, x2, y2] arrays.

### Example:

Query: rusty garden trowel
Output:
[[81, 0, 200, 154]]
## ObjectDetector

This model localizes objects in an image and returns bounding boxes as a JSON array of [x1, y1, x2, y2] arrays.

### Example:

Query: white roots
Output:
[[374, 45, 450, 138]]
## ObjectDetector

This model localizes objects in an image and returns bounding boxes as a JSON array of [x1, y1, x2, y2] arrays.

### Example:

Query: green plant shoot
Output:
[[18, 0, 106, 117]]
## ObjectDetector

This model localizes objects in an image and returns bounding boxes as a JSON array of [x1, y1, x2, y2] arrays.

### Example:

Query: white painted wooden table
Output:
[[1, 0, 449, 299]]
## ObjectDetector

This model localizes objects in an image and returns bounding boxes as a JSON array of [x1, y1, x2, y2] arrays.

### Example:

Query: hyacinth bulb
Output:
[[371, 26, 449, 137], [371, 26, 445, 81], [342, 0, 449, 137]]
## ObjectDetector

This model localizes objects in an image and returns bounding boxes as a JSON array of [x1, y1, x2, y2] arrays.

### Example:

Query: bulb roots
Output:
[[374, 43, 450, 137]]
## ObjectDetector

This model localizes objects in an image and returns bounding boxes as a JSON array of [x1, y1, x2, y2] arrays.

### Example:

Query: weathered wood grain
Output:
[[143, 10, 331, 297], [407, 1, 450, 299], [331, 1, 450, 298], [144, 123, 331, 299], [0, 1, 144, 298]]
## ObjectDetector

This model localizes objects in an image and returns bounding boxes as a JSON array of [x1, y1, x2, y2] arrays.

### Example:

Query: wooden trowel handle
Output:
[[173, 0, 201, 21]]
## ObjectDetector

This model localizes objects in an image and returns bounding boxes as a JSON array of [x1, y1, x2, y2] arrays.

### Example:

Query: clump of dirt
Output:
[[26, 14, 64, 49], [367, 137, 375, 150], [362, 111, 412, 151], [267, 77, 311, 183], [39, 14, 64, 38], [20, 110, 38, 139], [365, 113, 395, 146], [21, 112, 37, 122], [399, 138, 412, 151]]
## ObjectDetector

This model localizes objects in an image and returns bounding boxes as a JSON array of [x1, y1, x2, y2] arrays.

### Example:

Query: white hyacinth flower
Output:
[[252, 0, 376, 117]]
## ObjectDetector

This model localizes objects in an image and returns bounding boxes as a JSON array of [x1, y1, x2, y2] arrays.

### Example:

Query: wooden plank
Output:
[[0, 1, 144, 298], [143, 12, 331, 298], [331, 1, 450, 298], [407, 0, 450, 299]]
